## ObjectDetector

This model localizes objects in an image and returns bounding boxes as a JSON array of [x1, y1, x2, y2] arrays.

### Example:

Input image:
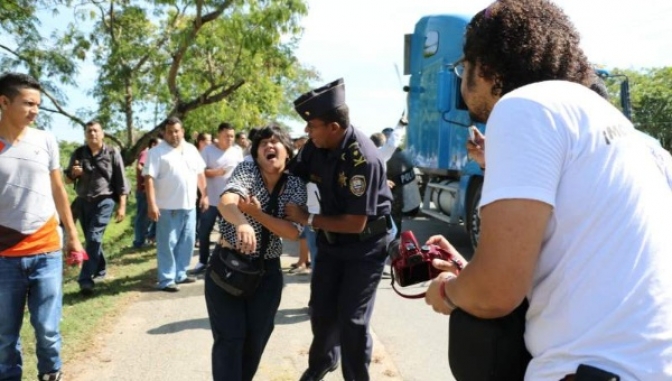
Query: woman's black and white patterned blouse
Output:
[[219, 161, 307, 259]]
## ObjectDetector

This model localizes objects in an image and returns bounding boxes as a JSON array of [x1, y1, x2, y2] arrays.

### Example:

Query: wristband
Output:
[[439, 275, 458, 310]]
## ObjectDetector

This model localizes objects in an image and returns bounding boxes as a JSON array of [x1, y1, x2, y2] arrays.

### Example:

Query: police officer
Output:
[[285, 78, 393, 381]]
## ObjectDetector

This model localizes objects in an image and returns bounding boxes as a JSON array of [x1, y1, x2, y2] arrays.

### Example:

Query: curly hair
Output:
[[464, 0, 593, 96]]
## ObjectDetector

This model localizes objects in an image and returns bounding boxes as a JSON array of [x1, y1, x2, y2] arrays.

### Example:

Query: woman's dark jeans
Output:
[[204, 258, 283, 381]]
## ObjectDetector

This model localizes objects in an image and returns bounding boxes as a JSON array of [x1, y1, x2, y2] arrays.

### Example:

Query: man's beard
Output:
[[469, 110, 488, 124]]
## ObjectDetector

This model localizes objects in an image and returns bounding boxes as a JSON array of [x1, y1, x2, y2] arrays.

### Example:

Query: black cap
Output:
[[293, 78, 345, 121]]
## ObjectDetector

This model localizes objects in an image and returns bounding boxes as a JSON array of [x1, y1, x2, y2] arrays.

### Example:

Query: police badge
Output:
[[349, 175, 366, 196]]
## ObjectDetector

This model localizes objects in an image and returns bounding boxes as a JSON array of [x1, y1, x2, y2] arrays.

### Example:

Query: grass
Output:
[[18, 203, 159, 380]]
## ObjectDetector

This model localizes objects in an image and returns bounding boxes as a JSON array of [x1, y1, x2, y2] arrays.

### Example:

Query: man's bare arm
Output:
[[445, 199, 551, 318]]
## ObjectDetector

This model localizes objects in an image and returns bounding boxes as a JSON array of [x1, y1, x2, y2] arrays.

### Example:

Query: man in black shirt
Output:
[[65, 121, 129, 295]]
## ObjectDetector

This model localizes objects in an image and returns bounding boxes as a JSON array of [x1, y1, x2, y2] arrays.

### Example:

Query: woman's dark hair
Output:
[[250, 124, 295, 162], [317, 104, 350, 129], [248, 127, 260, 142], [463, 0, 593, 96]]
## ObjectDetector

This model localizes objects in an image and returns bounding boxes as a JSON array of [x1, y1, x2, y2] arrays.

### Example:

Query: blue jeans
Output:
[[198, 206, 221, 265], [301, 228, 319, 266], [133, 191, 155, 247], [78, 197, 115, 288], [0, 252, 63, 380], [156, 208, 196, 288]]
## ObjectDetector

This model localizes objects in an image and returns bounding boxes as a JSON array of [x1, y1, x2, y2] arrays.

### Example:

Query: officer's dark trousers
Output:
[[77, 197, 115, 288], [204, 258, 283, 381], [308, 236, 387, 381]]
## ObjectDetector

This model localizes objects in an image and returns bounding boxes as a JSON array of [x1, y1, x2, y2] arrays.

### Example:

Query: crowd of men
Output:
[[3, 0, 672, 380]]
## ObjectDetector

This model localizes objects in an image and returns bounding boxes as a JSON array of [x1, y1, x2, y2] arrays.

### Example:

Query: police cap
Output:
[[293, 78, 345, 121]]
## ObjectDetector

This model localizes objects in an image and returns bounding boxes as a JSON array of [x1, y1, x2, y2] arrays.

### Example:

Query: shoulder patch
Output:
[[349, 175, 366, 196]]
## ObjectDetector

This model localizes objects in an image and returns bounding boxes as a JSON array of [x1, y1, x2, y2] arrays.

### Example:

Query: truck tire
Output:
[[466, 178, 482, 251]]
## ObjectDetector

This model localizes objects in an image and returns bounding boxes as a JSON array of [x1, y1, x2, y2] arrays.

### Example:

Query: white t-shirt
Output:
[[306, 182, 320, 214], [481, 81, 672, 381], [143, 141, 206, 210], [201, 144, 243, 203]]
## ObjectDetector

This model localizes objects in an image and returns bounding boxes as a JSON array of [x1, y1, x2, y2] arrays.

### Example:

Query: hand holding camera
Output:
[[387, 231, 466, 299]]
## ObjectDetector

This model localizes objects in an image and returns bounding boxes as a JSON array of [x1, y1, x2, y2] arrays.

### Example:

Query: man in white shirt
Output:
[[191, 122, 243, 274], [423, 1, 672, 380], [144, 117, 208, 291]]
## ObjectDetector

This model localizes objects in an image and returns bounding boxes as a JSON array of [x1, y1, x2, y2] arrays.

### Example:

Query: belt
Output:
[[321, 216, 390, 245]]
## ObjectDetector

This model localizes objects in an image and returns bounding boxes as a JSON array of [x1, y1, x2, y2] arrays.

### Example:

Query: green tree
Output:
[[606, 67, 672, 151], [1, 0, 317, 164], [0, 0, 90, 129]]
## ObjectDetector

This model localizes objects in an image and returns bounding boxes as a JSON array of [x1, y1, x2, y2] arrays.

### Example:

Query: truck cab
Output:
[[404, 14, 485, 249], [403, 15, 632, 250]]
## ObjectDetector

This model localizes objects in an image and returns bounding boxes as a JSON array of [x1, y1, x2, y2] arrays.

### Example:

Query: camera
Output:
[[387, 230, 461, 287]]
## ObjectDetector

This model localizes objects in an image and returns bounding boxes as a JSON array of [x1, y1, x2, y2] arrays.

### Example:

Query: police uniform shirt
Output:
[[288, 125, 392, 219]]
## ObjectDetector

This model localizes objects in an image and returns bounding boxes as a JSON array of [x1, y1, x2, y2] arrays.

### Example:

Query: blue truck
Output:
[[403, 14, 632, 249]]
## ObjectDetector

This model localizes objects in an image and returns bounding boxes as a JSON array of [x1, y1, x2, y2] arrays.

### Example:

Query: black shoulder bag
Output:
[[449, 299, 531, 381], [208, 173, 287, 299]]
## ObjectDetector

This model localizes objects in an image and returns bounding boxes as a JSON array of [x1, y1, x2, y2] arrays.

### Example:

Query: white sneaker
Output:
[[188, 262, 207, 275]]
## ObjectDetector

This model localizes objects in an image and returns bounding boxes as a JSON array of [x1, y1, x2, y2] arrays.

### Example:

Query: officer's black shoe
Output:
[[298, 362, 338, 381]]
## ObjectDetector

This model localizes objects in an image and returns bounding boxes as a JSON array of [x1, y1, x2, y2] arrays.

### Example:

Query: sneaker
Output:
[[39, 371, 63, 381], [176, 276, 197, 284], [80, 283, 94, 296], [292, 261, 312, 269], [188, 262, 207, 275], [289, 264, 309, 274], [160, 284, 179, 292]]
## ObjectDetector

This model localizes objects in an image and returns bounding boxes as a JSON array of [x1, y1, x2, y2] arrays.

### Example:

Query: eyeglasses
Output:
[[449, 59, 465, 78]]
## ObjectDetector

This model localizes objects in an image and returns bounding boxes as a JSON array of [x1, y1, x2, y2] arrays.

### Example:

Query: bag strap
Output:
[[257, 172, 288, 267], [389, 265, 427, 299]]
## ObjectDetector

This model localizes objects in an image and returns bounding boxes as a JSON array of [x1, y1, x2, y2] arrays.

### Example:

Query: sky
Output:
[[46, 0, 672, 143]]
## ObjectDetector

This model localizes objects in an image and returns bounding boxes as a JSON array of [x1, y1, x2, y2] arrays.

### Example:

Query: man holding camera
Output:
[[285, 78, 393, 381], [65, 120, 129, 296], [424, 0, 672, 380]]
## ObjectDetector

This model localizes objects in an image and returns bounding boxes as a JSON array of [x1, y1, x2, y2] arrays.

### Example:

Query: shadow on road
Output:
[[147, 317, 211, 335]]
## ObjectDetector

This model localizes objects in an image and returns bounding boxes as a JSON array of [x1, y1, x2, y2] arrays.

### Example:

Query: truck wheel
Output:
[[466, 179, 482, 251]]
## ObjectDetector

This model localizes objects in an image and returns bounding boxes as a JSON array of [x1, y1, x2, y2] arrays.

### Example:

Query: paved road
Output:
[[68, 216, 471, 381]]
